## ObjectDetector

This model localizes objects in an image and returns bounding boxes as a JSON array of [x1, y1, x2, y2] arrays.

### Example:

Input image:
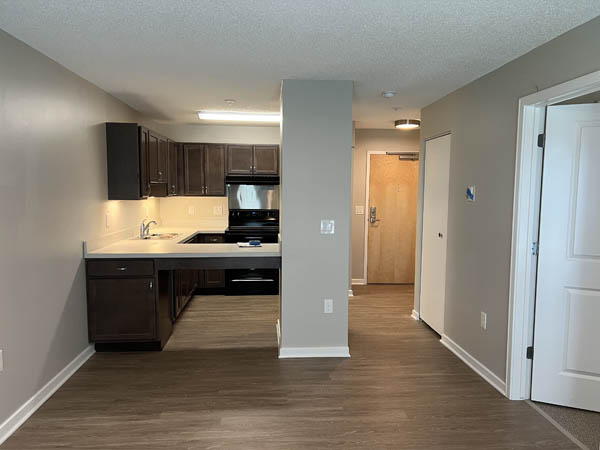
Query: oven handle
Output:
[[230, 278, 275, 282]]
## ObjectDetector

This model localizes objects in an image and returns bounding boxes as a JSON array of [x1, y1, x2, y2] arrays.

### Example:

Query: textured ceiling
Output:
[[1, 1, 599, 128]]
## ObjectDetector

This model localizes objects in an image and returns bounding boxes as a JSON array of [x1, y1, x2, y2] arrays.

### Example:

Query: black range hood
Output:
[[225, 175, 280, 185]]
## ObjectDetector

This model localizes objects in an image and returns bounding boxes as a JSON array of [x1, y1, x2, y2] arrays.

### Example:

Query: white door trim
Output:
[[363, 147, 419, 283], [507, 69, 600, 400]]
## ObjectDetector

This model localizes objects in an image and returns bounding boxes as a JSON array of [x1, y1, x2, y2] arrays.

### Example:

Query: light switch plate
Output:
[[0, 349, 3, 372], [213, 205, 223, 216], [188, 206, 195, 216], [324, 299, 333, 314], [480, 311, 487, 330], [355, 205, 365, 215], [320, 220, 335, 234], [105, 212, 110, 229]]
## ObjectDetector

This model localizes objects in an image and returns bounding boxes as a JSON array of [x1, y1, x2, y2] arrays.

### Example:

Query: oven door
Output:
[[226, 268, 279, 295]]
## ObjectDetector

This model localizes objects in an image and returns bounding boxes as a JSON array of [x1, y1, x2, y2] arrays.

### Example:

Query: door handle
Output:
[[369, 206, 380, 224]]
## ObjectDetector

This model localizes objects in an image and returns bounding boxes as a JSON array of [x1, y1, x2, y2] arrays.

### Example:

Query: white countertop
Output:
[[85, 227, 281, 259]]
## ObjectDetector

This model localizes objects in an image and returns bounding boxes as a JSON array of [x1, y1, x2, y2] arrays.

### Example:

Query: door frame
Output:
[[363, 148, 419, 284], [507, 69, 600, 401]]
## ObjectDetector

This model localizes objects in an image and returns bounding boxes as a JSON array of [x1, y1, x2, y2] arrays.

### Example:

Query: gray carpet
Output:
[[533, 401, 600, 450]]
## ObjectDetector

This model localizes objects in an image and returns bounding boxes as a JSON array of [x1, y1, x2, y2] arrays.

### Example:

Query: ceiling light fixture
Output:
[[224, 99, 237, 105], [382, 90, 397, 98], [395, 119, 421, 130], [197, 111, 281, 123]]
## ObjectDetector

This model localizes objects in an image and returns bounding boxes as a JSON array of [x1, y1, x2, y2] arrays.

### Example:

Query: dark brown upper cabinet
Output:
[[204, 144, 226, 196], [253, 145, 279, 175], [139, 126, 151, 198], [106, 123, 272, 200], [226, 145, 279, 176], [148, 131, 168, 183], [184, 144, 206, 195], [183, 144, 226, 196], [167, 140, 179, 196], [227, 145, 254, 175]]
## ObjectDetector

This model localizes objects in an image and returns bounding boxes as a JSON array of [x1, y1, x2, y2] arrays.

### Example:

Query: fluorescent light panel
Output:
[[197, 111, 281, 123]]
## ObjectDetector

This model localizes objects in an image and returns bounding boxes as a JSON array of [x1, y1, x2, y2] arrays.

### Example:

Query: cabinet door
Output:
[[227, 145, 253, 175], [158, 136, 168, 183], [87, 278, 156, 342], [253, 145, 279, 175], [184, 144, 205, 195], [167, 140, 178, 196], [139, 127, 151, 197], [204, 144, 226, 196], [205, 270, 225, 288], [148, 131, 161, 182]]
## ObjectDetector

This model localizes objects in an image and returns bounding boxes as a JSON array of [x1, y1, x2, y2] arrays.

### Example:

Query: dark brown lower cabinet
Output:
[[86, 258, 226, 350], [87, 277, 156, 342], [204, 269, 226, 288], [173, 269, 197, 320]]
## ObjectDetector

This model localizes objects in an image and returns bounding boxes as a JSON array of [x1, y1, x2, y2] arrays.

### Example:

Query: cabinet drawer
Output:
[[203, 234, 225, 243], [87, 260, 154, 277]]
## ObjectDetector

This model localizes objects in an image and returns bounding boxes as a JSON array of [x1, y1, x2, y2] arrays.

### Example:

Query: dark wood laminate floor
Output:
[[3, 286, 576, 449]]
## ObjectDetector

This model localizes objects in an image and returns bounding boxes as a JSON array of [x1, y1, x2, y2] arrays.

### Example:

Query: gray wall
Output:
[[351, 129, 420, 281], [162, 123, 280, 144], [417, 16, 600, 380], [280, 80, 353, 350], [0, 29, 161, 425]]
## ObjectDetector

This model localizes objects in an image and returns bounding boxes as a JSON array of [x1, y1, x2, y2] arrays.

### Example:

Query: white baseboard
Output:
[[279, 346, 350, 358], [351, 278, 366, 285], [348, 289, 354, 297], [411, 309, 420, 320], [440, 334, 506, 396], [0, 344, 95, 446]]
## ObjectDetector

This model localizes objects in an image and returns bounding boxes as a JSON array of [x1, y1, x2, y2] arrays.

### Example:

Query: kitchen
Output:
[[84, 123, 282, 351]]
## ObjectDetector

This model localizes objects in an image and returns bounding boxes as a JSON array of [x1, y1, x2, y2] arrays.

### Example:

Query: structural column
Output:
[[279, 80, 353, 357]]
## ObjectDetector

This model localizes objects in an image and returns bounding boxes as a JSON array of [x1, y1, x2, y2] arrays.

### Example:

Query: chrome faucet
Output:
[[140, 219, 158, 239]]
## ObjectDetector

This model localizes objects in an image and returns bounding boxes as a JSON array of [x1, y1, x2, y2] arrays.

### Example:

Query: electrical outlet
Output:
[[145, 204, 150, 217], [324, 299, 333, 314], [213, 205, 223, 216], [0, 349, 4, 372], [480, 312, 487, 330], [105, 211, 110, 229], [355, 205, 365, 215], [188, 206, 195, 216]]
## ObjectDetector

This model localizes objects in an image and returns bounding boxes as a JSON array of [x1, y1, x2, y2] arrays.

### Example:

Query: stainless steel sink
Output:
[[136, 233, 179, 240]]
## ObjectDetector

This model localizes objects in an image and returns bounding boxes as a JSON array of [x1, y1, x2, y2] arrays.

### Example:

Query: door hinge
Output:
[[526, 346, 534, 360], [537, 133, 545, 148], [532, 241, 539, 256]]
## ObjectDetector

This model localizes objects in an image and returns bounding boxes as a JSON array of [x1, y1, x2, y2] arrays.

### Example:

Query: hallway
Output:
[[3, 286, 575, 449]]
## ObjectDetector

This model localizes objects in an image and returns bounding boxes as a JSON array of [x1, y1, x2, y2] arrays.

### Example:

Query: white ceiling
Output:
[[1, 1, 599, 128]]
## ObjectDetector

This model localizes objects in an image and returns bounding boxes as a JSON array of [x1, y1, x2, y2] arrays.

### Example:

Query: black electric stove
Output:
[[225, 209, 279, 243], [224, 209, 279, 295]]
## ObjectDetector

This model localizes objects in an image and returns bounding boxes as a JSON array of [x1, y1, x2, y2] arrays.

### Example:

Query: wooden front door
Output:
[[367, 154, 419, 284]]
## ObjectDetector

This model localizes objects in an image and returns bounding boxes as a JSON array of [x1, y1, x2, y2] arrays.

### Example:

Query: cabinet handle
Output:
[[116, 267, 127, 271]]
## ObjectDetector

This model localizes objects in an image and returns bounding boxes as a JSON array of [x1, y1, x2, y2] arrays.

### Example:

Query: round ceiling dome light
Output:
[[395, 119, 420, 130], [381, 90, 397, 98]]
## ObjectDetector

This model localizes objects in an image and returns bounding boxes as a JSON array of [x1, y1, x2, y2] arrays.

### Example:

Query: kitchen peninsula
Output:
[[84, 228, 281, 351]]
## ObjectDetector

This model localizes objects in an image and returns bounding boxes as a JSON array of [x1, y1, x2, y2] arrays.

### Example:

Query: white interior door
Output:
[[420, 134, 451, 334], [532, 104, 600, 412]]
